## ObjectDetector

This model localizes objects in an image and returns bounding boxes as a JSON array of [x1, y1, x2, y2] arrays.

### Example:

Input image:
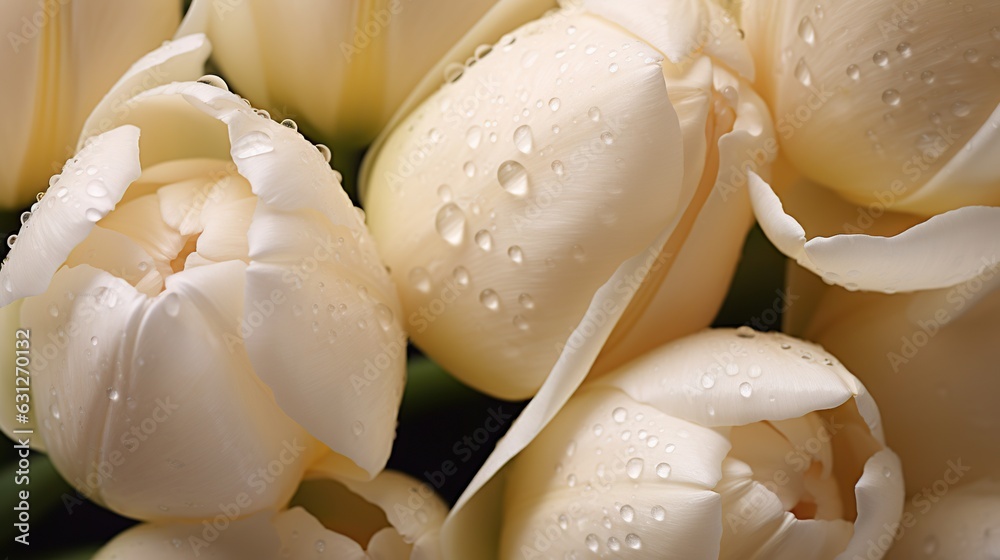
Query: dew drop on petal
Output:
[[434, 203, 466, 246], [479, 289, 500, 311], [497, 161, 529, 196], [626, 458, 644, 479]]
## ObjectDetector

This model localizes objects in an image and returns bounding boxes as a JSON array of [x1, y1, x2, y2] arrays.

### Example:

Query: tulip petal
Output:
[[741, 0, 1000, 216], [93, 510, 283, 560], [364, 10, 683, 399], [66, 226, 164, 296], [592, 329, 857, 428], [0, 0, 179, 208], [80, 34, 211, 148], [750, 172, 1000, 292], [0, 125, 141, 307], [886, 478, 1000, 560], [804, 276, 1000, 494], [836, 449, 905, 560]]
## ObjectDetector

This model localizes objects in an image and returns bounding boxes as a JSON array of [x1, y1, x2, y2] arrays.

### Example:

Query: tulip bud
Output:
[[0, 36, 406, 521], [739, 0, 1000, 294], [94, 461, 448, 559], [176, 0, 502, 156], [443, 329, 904, 559], [363, 0, 775, 399], [0, 0, 180, 209]]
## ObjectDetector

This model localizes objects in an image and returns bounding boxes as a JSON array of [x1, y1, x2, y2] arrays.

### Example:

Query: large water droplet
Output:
[[701, 373, 715, 389], [921, 70, 936, 84], [846, 64, 861, 80], [798, 17, 816, 45], [85, 208, 102, 222], [873, 50, 890, 67], [453, 266, 470, 286], [466, 126, 483, 149], [896, 42, 912, 58], [586, 534, 599, 552], [507, 245, 524, 264], [233, 130, 275, 159], [651, 505, 666, 521], [626, 458, 644, 479], [655, 462, 672, 478], [952, 100, 972, 117], [588, 106, 601, 121], [739, 382, 753, 398], [479, 289, 500, 310], [518, 293, 535, 309], [513, 125, 534, 154], [620, 504, 635, 522], [408, 267, 432, 293], [612, 407, 627, 423], [882, 89, 901, 106], [106, 387, 120, 402], [435, 203, 466, 246], [497, 161, 529, 196], [625, 533, 642, 550], [85, 180, 107, 198], [794, 58, 813, 86], [474, 229, 493, 251]]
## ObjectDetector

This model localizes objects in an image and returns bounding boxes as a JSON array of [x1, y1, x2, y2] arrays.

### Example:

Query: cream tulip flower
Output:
[[175, 0, 502, 165], [785, 261, 1000, 496], [362, 0, 775, 400], [739, 0, 1000, 293], [0, 35, 406, 521], [442, 329, 904, 559], [886, 478, 1000, 560], [93, 458, 447, 559], [0, 0, 181, 209]]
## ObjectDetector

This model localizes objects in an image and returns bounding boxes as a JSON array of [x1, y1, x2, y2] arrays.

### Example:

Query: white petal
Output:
[[887, 478, 1000, 560], [80, 34, 211, 148], [570, 0, 753, 78], [0, 125, 141, 307], [803, 276, 1000, 494], [0, 0, 179, 209], [179, 0, 503, 146], [836, 450, 904, 560], [66, 226, 164, 296], [22, 262, 318, 521], [499, 388, 727, 559], [364, 10, 684, 399], [750, 171, 1000, 292], [93, 510, 283, 559], [592, 329, 858, 428], [741, 0, 1000, 215]]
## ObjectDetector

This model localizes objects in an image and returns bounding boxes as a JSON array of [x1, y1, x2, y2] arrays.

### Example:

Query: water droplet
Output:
[[600, 131, 615, 145], [794, 58, 813, 86], [608, 62, 619, 73], [588, 106, 601, 121], [873, 50, 889, 67], [655, 462, 672, 478], [85, 208, 102, 222], [586, 534, 599, 552], [701, 373, 715, 389], [466, 126, 483, 149], [920, 70, 936, 84], [6, 234, 16, 249], [435, 203, 466, 246], [497, 161, 529, 196], [558, 514, 569, 530], [952, 100, 972, 117], [521, 50, 539, 68], [620, 504, 635, 522], [513, 125, 534, 154], [626, 458, 644, 479], [625, 533, 642, 550], [846, 64, 861, 80], [798, 17, 816, 45], [106, 387, 120, 402], [507, 245, 524, 263], [896, 42, 912, 58], [474, 229, 493, 251], [665, 443, 676, 453], [651, 505, 666, 521], [513, 315, 529, 331], [612, 407, 627, 423], [408, 267, 432, 293], [964, 48, 980, 63], [463, 161, 476, 178], [479, 289, 500, 311], [726, 363, 740, 376], [608, 537, 621, 551], [232, 130, 274, 159], [50, 404, 60, 420], [739, 382, 753, 397], [351, 421, 364, 436], [923, 535, 938, 555], [453, 266, 470, 286], [197, 74, 229, 89], [90, 336, 98, 347], [748, 364, 762, 378], [518, 293, 535, 309], [315, 539, 326, 553], [551, 160, 565, 176], [163, 293, 180, 317], [882, 89, 901, 106], [280, 118, 298, 131], [375, 304, 394, 332]]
